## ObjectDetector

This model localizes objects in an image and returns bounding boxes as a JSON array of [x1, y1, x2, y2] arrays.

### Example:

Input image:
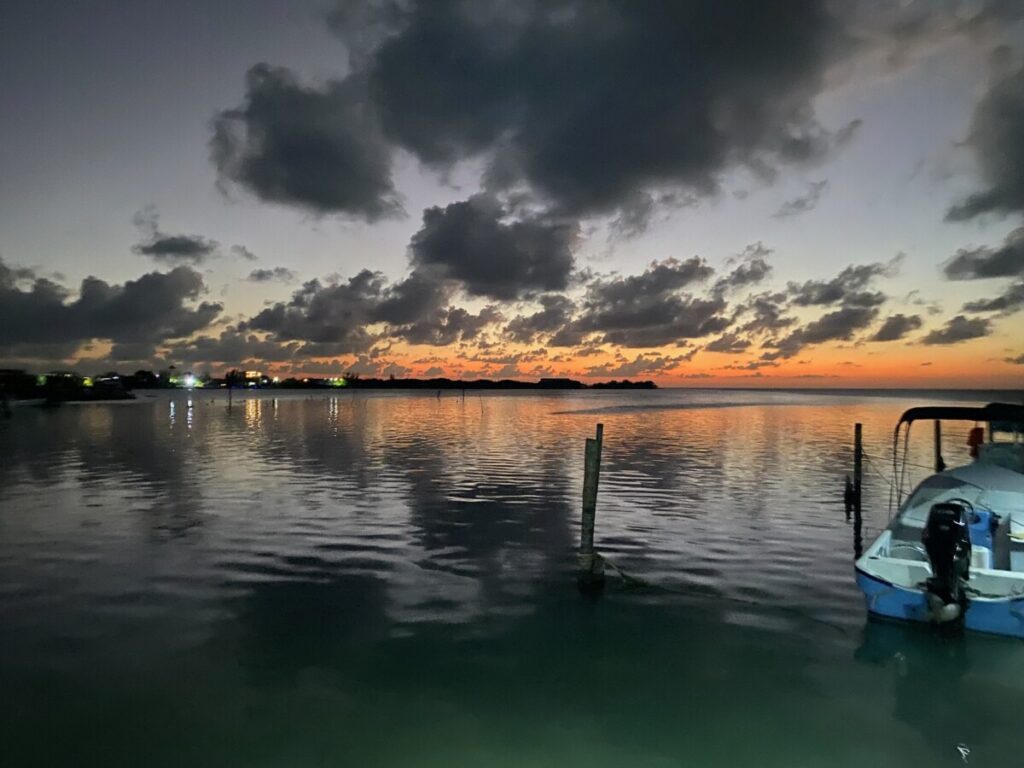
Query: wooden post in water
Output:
[[934, 420, 944, 472], [853, 422, 863, 559], [578, 423, 605, 593]]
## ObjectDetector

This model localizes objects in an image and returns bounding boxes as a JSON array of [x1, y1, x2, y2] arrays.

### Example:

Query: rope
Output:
[[860, 449, 897, 493]]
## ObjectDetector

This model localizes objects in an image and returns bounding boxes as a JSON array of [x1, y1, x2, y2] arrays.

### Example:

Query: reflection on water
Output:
[[1, 389, 1021, 766]]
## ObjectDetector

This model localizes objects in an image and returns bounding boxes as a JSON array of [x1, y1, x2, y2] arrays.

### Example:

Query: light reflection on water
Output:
[[1, 388, 1022, 767]]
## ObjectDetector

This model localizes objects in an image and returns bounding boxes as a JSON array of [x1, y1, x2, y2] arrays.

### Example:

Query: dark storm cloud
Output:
[[572, 258, 725, 347], [399, 305, 502, 346], [131, 208, 219, 264], [408, 195, 577, 300], [240, 265, 497, 352], [593, 257, 715, 298], [371, 268, 452, 326], [242, 270, 391, 353], [504, 294, 576, 344], [704, 332, 751, 353], [248, 267, 297, 283], [870, 313, 923, 341], [214, 1, 857, 221], [946, 62, 1024, 221], [962, 281, 1024, 314], [787, 259, 896, 307], [921, 315, 992, 345], [211, 64, 400, 220], [943, 227, 1024, 279], [773, 180, 828, 218], [764, 305, 879, 359], [167, 329, 302, 367], [363, 1, 850, 217], [734, 292, 797, 335], [0, 258, 222, 358]]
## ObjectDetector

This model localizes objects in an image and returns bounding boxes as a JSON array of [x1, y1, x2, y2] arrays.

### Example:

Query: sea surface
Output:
[[2, 388, 1023, 767]]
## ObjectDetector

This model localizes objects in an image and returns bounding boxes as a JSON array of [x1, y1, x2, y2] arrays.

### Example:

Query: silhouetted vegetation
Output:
[[0, 367, 656, 401]]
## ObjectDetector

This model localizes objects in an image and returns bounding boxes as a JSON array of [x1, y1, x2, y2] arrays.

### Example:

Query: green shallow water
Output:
[[1, 389, 1022, 766]]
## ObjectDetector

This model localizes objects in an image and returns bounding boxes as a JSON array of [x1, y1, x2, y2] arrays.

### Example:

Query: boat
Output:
[[855, 402, 1024, 638]]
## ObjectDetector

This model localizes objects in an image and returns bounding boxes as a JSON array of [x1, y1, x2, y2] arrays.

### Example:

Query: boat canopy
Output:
[[895, 403, 1024, 434]]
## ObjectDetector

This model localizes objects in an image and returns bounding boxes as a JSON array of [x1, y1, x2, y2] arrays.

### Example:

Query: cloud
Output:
[[210, 1, 859, 224], [248, 267, 297, 283], [131, 207, 219, 264], [962, 281, 1024, 315], [504, 294, 576, 344], [408, 195, 577, 300], [373, 2, 854, 216], [232, 245, 258, 261], [572, 257, 724, 347], [734, 292, 796, 335], [714, 243, 773, 293], [1005, 353, 1024, 365], [704, 332, 751, 353], [870, 313, 923, 341], [0, 258, 221, 362], [585, 353, 691, 378], [398, 305, 501, 346], [773, 180, 828, 218], [211, 64, 401, 219], [765, 304, 879, 359], [839, 2, 1019, 75], [946, 62, 1024, 221], [787, 259, 897, 307], [369, 269, 452, 327], [723, 359, 779, 371], [166, 328, 301, 367], [243, 272, 388, 353], [920, 315, 992, 345], [239, 265, 497, 353], [943, 227, 1024, 279]]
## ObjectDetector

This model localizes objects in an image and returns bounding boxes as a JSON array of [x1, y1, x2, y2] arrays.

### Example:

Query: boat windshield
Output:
[[897, 474, 985, 529]]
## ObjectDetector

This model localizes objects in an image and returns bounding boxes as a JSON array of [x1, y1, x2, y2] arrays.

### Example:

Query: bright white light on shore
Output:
[[183, 374, 196, 388]]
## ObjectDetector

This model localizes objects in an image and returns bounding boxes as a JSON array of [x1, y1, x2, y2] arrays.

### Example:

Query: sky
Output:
[[1, 0, 1023, 388]]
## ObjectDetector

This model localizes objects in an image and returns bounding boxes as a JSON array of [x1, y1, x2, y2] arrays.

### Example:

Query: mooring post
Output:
[[853, 422, 863, 559], [843, 476, 854, 522], [934, 420, 944, 472], [578, 422, 605, 593]]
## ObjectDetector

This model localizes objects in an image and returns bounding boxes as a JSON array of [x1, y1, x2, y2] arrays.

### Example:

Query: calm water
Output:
[[2, 389, 1023, 767]]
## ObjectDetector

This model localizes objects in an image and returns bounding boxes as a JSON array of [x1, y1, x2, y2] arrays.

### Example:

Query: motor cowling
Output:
[[922, 501, 972, 622]]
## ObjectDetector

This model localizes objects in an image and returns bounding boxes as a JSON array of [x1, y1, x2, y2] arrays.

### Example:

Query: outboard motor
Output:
[[922, 501, 972, 623]]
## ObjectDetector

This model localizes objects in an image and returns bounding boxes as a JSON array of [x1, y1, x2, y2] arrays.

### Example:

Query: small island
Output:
[[1, 368, 656, 407]]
